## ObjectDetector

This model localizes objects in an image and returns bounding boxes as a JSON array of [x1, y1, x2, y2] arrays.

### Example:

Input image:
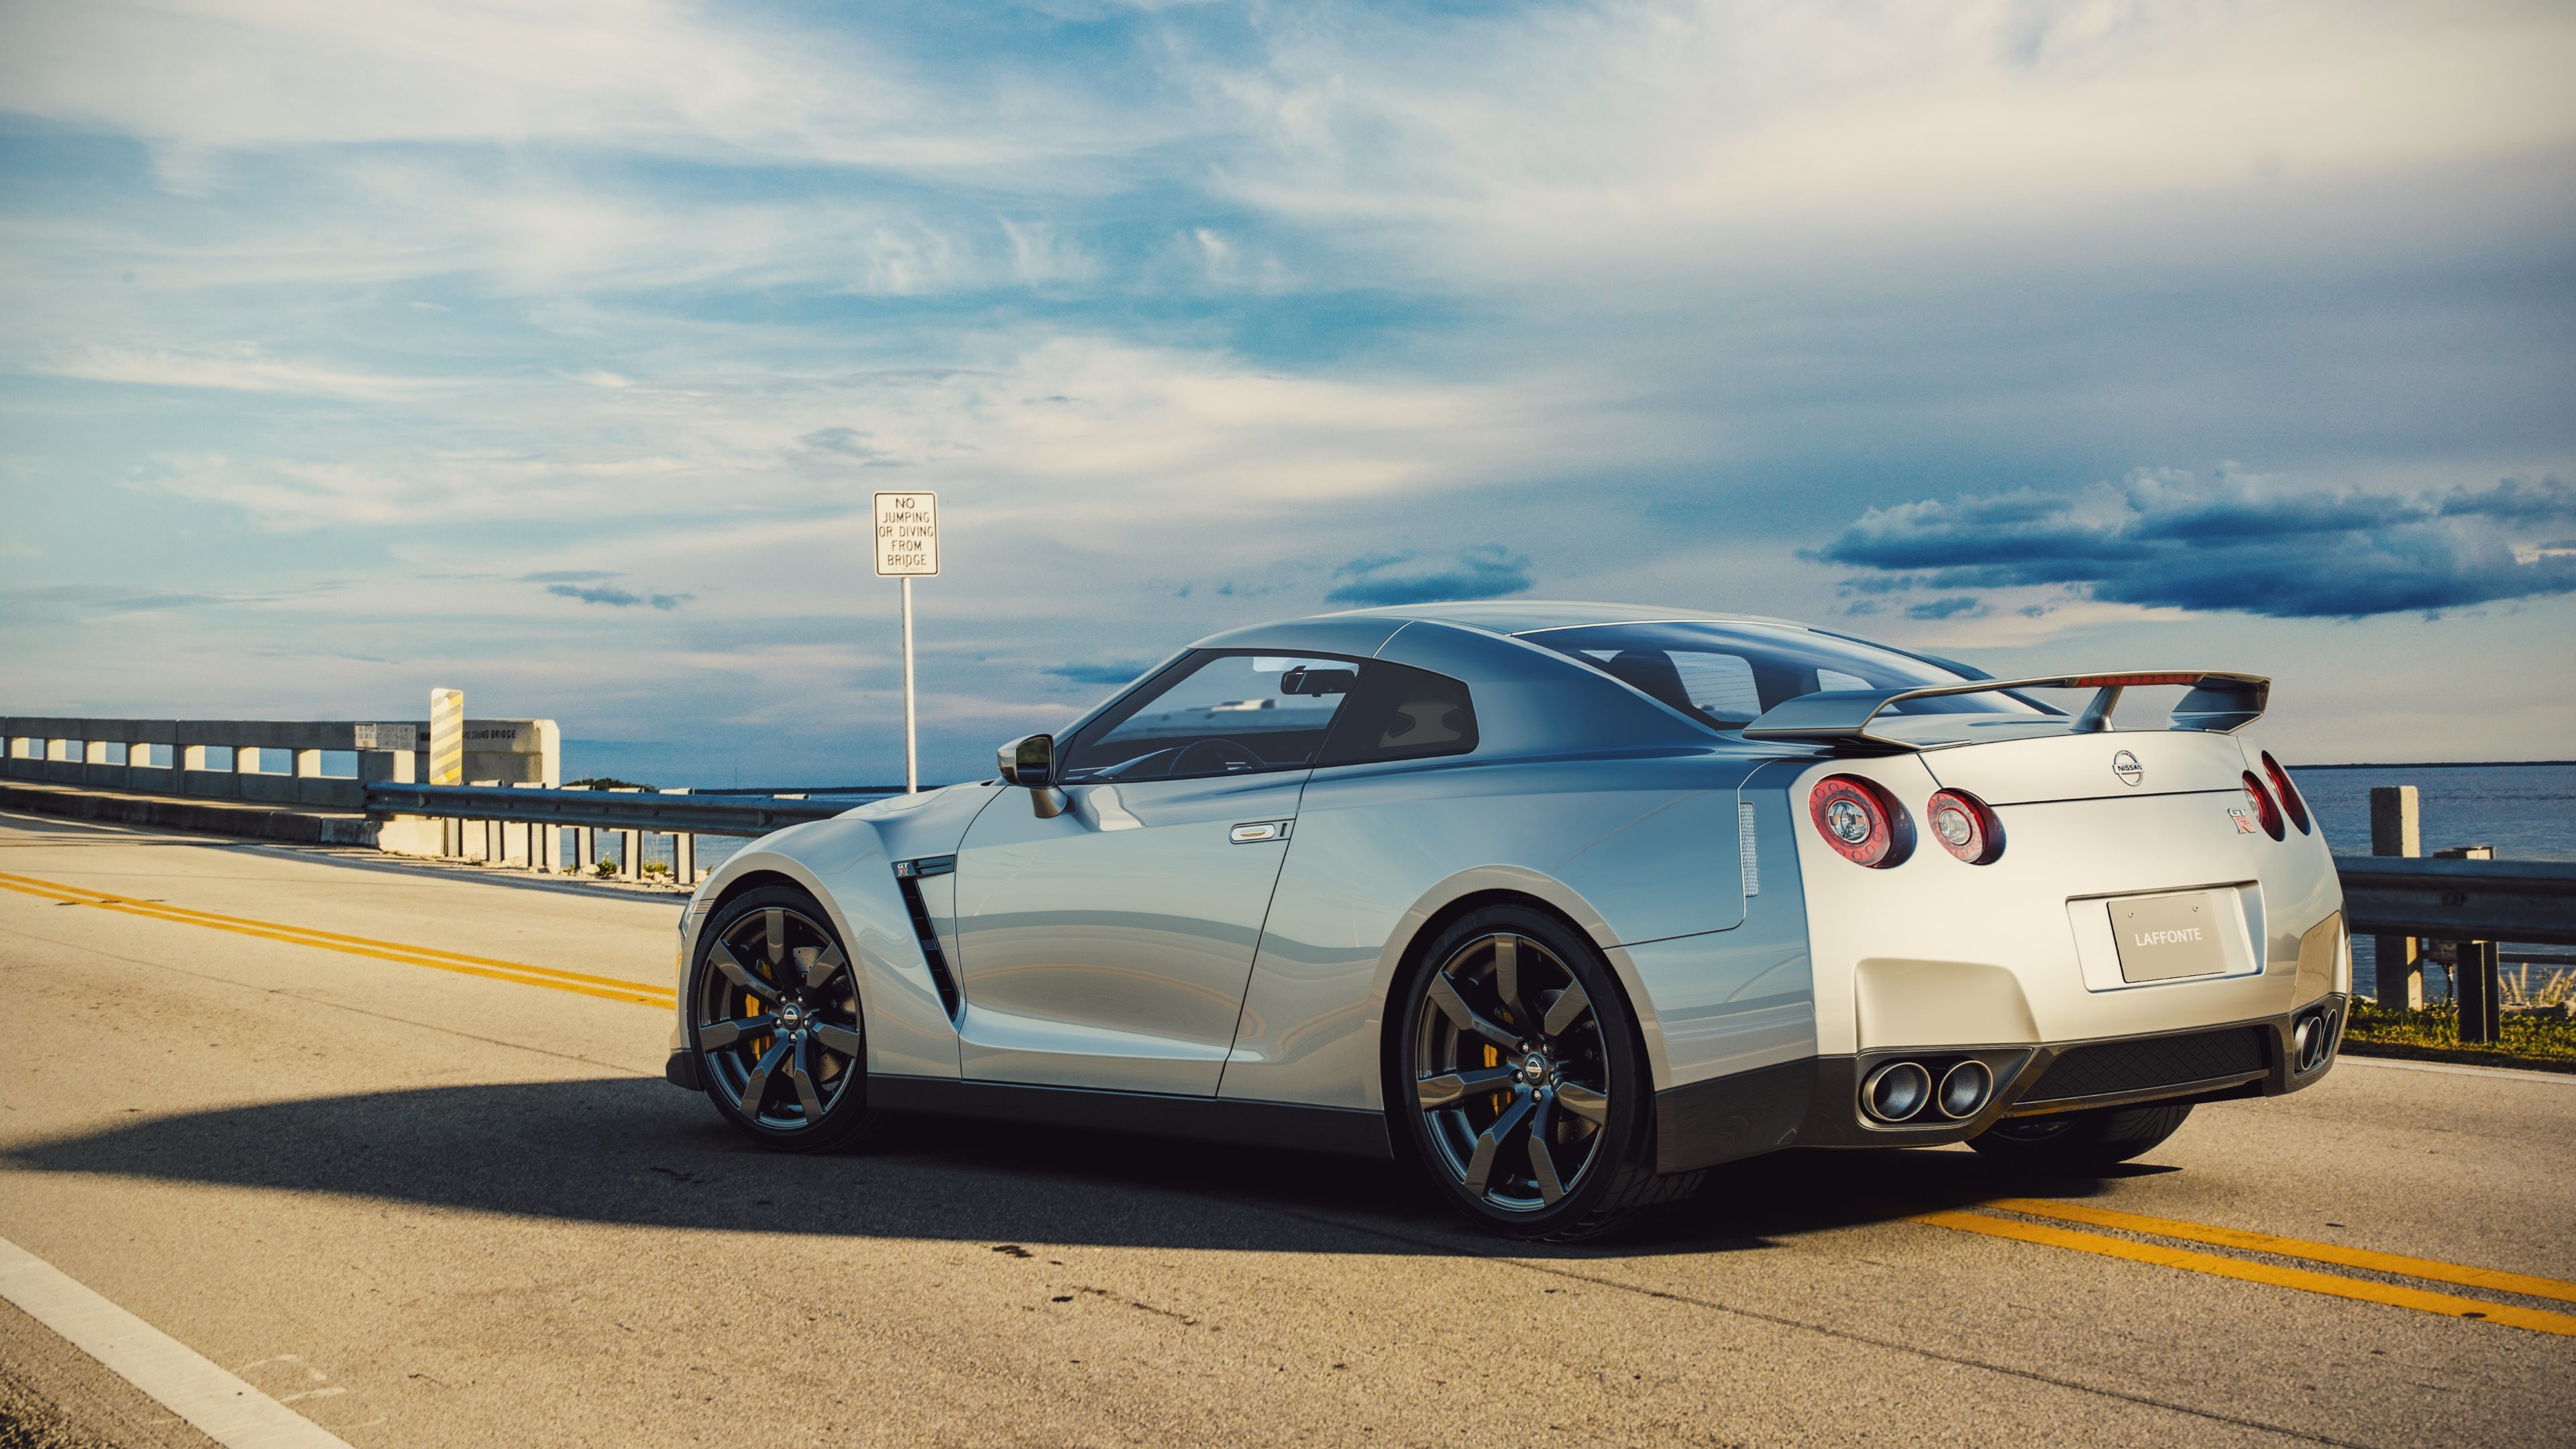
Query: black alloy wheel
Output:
[[1392, 906, 1697, 1241], [1968, 1102, 2194, 1171], [689, 885, 879, 1152]]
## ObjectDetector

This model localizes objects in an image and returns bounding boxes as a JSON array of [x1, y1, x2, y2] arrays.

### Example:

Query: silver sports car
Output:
[[665, 602, 2348, 1240]]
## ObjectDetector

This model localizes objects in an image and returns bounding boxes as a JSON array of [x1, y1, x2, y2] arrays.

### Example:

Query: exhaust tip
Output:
[[1862, 1061, 1932, 1122], [2295, 1009, 2335, 1074], [1936, 1060, 1993, 1120]]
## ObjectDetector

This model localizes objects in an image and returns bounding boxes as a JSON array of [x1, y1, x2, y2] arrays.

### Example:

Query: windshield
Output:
[[1517, 621, 2045, 732]]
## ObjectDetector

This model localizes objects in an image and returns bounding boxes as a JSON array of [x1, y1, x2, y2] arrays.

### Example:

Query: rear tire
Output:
[[1968, 1102, 2193, 1171], [1389, 905, 1699, 1242], [688, 885, 883, 1153]]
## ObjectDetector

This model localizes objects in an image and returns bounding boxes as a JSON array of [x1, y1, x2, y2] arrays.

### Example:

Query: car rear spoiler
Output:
[[1739, 671, 2270, 749]]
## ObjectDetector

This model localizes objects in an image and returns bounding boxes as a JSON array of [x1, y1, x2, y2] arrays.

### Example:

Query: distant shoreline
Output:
[[2295, 760, 2576, 771]]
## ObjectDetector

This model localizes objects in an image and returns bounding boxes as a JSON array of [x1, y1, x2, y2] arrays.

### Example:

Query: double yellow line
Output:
[[0, 869, 675, 1009], [1920, 1199, 2576, 1336]]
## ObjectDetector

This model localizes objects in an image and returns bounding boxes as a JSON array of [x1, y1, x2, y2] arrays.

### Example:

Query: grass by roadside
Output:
[[2343, 1000, 2576, 1073]]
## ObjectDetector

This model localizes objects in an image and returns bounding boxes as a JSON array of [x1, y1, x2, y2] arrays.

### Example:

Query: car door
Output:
[[948, 651, 1358, 1095]]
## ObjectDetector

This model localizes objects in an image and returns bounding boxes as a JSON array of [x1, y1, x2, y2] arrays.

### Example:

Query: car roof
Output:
[[1305, 600, 1813, 636]]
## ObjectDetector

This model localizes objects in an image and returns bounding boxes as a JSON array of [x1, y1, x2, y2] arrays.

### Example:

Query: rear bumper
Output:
[[1655, 994, 2347, 1173]]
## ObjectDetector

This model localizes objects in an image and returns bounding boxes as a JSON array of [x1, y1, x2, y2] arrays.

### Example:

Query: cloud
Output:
[[519, 570, 621, 584], [1324, 545, 1533, 607], [1042, 660, 1152, 686], [1904, 596, 1986, 621], [545, 583, 692, 610], [37, 347, 445, 400], [797, 427, 891, 462], [1815, 471, 2576, 619]]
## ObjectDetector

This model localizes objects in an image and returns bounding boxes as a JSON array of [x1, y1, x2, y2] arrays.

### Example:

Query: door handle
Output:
[[1229, 820, 1292, 844]]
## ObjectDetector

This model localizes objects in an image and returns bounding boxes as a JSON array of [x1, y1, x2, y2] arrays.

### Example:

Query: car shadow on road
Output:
[[4, 1076, 2170, 1258]]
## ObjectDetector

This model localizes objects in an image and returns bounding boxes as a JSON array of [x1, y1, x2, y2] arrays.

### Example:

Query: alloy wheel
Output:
[[1411, 931, 1611, 1211], [693, 903, 863, 1130]]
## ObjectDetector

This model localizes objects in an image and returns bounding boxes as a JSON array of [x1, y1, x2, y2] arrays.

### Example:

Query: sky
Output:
[[2, 0, 2571, 786]]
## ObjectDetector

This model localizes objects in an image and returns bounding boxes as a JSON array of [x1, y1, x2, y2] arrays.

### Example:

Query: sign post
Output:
[[872, 492, 939, 793]]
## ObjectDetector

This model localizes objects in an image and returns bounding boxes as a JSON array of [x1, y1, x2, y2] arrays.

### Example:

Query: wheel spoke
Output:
[[812, 1021, 862, 1057], [1554, 1082, 1609, 1126], [1415, 1065, 1519, 1112], [797, 943, 848, 991], [1492, 935, 1525, 1026], [698, 1014, 774, 1049], [709, 941, 777, 1002], [738, 1036, 791, 1116], [1462, 1092, 1534, 1198], [1428, 972, 1522, 1055], [763, 908, 786, 966], [1526, 1097, 1565, 1203], [788, 1037, 826, 1121], [1542, 978, 1592, 1038]]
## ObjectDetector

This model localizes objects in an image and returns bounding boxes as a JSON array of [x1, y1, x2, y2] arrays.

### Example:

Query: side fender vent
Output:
[[892, 855, 962, 1019]]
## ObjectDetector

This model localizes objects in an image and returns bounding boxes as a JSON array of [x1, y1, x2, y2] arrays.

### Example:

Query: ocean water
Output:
[[663, 762, 2575, 996], [2288, 763, 2576, 864]]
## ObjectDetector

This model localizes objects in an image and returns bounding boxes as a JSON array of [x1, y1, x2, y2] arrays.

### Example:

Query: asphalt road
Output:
[[0, 807, 2568, 1448]]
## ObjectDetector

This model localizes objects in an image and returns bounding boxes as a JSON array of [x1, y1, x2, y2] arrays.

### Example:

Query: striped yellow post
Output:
[[429, 688, 464, 786]]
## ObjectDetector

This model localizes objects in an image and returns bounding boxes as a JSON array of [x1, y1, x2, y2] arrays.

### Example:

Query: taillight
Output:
[[1809, 775, 1911, 867], [2240, 771, 2285, 841], [1926, 789, 2004, 864], [2259, 751, 2311, 835]]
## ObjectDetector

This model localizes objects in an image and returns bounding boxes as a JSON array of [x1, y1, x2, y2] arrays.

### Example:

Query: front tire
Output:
[[1968, 1102, 2193, 1171], [1390, 906, 1697, 1242], [688, 885, 881, 1152]]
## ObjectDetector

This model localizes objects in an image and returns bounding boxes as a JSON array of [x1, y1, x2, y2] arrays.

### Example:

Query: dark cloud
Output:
[[1324, 545, 1533, 607], [1043, 660, 1152, 686], [545, 583, 692, 610], [1815, 473, 2576, 619], [797, 427, 892, 463], [1904, 596, 1986, 621], [519, 570, 620, 584]]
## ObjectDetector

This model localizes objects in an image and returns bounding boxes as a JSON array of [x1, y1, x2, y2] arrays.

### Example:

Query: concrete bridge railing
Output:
[[1, 715, 557, 812]]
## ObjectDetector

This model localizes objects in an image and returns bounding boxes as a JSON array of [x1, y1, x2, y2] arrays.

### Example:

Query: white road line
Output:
[[0, 1234, 355, 1449], [2338, 1053, 2574, 1084]]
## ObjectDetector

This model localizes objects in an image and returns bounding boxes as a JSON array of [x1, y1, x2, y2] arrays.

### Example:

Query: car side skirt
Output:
[[865, 1076, 1395, 1160]]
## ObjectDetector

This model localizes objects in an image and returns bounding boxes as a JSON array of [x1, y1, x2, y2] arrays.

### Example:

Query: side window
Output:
[[1062, 652, 1356, 782], [1317, 661, 1479, 766]]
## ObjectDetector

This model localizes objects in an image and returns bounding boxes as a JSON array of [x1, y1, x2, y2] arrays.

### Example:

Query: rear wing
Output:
[[1739, 671, 2269, 749]]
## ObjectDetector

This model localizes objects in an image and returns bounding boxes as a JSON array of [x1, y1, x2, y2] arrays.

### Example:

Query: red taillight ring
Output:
[[2259, 751, 2311, 835], [1926, 789, 2004, 865], [1809, 775, 1912, 867], [2240, 771, 2286, 841]]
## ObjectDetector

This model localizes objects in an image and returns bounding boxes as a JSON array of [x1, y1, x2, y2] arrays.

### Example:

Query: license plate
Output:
[[2110, 891, 2229, 983]]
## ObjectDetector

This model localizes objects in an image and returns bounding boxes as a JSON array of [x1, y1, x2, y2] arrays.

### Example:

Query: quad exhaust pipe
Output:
[[1861, 1059, 1995, 1123], [2294, 1006, 2339, 1075]]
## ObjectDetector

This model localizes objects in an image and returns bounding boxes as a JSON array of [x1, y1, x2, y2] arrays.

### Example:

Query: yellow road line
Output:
[[1916, 1210, 2576, 1337], [0, 870, 674, 1008], [1985, 1197, 2576, 1306]]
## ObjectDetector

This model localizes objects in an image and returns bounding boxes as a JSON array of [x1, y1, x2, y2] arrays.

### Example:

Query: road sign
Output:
[[873, 493, 938, 576], [871, 492, 937, 792]]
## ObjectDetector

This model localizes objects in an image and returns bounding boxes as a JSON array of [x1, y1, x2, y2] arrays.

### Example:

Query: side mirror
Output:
[[997, 733, 1055, 788]]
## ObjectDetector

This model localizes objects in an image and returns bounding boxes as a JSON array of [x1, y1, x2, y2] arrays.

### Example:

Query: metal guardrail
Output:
[[2333, 855, 2576, 947], [365, 783, 849, 838]]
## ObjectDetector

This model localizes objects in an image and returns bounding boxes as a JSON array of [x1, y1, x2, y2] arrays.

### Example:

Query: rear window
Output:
[[1519, 621, 2041, 732]]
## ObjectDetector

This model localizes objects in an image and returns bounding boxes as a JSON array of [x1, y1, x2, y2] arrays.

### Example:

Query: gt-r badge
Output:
[[2227, 806, 2257, 834], [2112, 749, 2144, 786]]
